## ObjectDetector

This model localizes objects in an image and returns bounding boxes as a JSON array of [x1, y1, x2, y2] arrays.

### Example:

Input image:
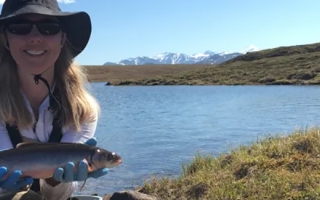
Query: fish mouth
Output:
[[116, 158, 122, 164], [103, 153, 122, 168], [109, 158, 122, 167], [111, 153, 122, 166]]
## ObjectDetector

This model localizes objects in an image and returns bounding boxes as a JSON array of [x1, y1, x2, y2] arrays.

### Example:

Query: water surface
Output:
[[76, 84, 320, 195]]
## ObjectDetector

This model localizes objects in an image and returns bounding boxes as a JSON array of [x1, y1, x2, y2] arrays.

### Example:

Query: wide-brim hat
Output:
[[0, 0, 91, 58]]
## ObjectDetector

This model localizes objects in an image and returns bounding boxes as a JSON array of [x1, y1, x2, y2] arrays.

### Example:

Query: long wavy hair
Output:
[[0, 35, 100, 131]]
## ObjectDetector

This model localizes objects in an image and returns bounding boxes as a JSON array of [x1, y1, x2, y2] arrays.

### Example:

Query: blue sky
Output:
[[1, 0, 320, 65]]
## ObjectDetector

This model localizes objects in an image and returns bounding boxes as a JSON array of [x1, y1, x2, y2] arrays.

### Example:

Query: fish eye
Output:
[[106, 153, 116, 159]]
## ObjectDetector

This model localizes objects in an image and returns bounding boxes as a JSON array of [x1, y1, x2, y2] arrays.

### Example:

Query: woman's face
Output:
[[4, 14, 65, 75]]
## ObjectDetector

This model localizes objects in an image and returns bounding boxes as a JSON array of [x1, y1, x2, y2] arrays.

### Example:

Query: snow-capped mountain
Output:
[[104, 45, 259, 65], [197, 52, 242, 64], [240, 45, 259, 54]]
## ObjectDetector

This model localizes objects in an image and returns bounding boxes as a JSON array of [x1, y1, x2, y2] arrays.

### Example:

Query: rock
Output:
[[186, 182, 209, 199], [103, 190, 157, 200], [286, 72, 316, 80], [258, 77, 275, 84]]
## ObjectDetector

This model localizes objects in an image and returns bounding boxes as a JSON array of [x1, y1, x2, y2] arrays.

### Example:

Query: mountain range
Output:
[[103, 45, 259, 66]]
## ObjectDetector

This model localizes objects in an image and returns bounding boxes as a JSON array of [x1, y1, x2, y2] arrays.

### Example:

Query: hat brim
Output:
[[0, 4, 91, 58]]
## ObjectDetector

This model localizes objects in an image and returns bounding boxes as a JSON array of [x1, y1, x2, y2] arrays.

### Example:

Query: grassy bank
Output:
[[137, 127, 320, 200], [84, 42, 320, 86], [83, 64, 209, 84]]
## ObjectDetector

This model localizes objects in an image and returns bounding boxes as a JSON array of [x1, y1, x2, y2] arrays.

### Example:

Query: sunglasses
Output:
[[4, 20, 62, 35]]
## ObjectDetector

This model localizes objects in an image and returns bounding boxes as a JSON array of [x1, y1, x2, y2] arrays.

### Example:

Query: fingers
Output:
[[53, 167, 64, 181], [0, 167, 7, 180], [88, 168, 108, 179], [0, 167, 33, 191], [54, 161, 89, 182], [64, 162, 75, 182], [53, 162, 75, 182], [15, 177, 33, 188], [85, 138, 97, 147], [77, 161, 88, 181], [1, 170, 21, 189]]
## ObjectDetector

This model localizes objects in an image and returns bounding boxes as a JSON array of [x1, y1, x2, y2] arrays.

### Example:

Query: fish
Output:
[[0, 142, 122, 191]]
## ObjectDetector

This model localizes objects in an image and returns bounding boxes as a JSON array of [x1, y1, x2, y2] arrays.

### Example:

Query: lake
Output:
[[75, 83, 320, 196]]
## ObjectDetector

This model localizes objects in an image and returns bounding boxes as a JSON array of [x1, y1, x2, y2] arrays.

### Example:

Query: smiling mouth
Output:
[[24, 50, 47, 56]]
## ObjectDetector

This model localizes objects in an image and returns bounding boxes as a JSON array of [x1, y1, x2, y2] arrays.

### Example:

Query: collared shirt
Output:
[[0, 91, 98, 200]]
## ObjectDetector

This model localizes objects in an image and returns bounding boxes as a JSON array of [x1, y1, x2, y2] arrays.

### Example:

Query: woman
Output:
[[0, 0, 108, 199]]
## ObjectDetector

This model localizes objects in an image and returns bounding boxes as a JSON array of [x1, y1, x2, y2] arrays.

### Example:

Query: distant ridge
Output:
[[103, 45, 259, 66]]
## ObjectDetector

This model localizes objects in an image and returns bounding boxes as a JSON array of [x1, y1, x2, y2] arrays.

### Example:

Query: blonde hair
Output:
[[0, 36, 100, 131]]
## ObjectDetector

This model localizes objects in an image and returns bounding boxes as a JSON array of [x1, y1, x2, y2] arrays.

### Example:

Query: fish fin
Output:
[[79, 179, 87, 191], [79, 159, 95, 172], [16, 142, 41, 148], [16, 142, 76, 148], [86, 160, 95, 172]]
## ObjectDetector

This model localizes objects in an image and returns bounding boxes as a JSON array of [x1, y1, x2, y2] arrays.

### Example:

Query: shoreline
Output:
[[97, 127, 320, 199], [83, 64, 210, 85], [122, 127, 320, 199]]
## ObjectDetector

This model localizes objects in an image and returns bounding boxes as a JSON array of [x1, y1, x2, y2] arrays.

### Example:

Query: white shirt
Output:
[[0, 91, 98, 200]]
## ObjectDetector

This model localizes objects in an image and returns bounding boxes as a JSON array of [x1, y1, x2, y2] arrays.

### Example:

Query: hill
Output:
[[110, 42, 320, 85]]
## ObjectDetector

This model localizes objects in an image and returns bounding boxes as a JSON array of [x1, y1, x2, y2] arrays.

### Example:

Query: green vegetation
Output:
[[137, 127, 320, 199], [114, 42, 320, 85]]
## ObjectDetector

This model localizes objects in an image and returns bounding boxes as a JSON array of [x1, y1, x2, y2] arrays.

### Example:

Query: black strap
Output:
[[5, 123, 22, 148], [5, 87, 63, 193]]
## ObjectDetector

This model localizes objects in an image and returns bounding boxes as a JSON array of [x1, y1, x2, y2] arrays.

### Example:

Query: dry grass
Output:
[[83, 64, 211, 84], [136, 127, 320, 200]]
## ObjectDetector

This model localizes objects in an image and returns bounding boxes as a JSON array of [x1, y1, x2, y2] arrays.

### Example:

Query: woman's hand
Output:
[[52, 161, 108, 182], [0, 167, 33, 191], [52, 138, 109, 183]]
